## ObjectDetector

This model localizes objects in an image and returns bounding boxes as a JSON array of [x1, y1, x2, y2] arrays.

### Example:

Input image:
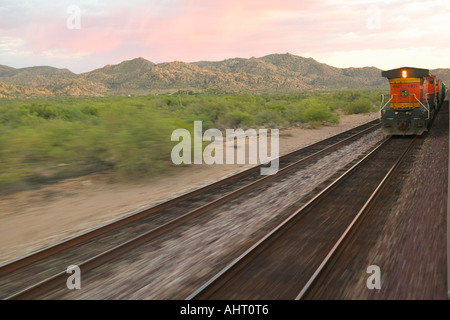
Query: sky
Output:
[[1, 0, 450, 73]]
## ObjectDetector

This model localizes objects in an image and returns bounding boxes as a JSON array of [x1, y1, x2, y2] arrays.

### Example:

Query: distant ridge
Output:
[[1, 54, 448, 97]]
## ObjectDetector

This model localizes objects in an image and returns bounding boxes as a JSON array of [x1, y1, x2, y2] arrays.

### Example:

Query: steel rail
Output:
[[186, 136, 396, 300], [295, 136, 418, 299], [4, 121, 381, 300], [0, 119, 379, 276]]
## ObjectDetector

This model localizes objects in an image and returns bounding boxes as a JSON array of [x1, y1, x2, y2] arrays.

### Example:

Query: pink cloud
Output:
[[12, 0, 321, 59], [2, 0, 450, 72]]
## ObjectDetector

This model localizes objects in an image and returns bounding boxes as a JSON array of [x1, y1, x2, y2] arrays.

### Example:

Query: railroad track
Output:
[[303, 104, 449, 299], [187, 135, 419, 300], [1, 119, 380, 299]]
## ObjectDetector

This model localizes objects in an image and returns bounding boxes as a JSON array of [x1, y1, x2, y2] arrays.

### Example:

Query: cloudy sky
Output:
[[1, 0, 450, 73]]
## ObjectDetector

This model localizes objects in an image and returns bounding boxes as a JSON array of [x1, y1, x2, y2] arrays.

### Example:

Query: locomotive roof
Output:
[[381, 67, 429, 79]]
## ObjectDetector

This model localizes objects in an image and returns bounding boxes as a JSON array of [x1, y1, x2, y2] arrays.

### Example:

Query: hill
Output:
[[1, 54, 448, 97]]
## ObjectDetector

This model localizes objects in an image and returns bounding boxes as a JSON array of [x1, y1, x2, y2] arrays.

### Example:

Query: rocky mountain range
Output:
[[1, 53, 448, 98]]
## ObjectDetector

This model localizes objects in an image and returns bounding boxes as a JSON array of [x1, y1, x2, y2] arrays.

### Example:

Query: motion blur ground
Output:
[[0, 116, 383, 299], [0, 112, 378, 266], [2, 105, 448, 299], [188, 92, 449, 300], [190, 134, 419, 299], [304, 91, 449, 299]]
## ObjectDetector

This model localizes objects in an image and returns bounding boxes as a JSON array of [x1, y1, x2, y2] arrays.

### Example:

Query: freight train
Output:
[[379, 67, 446, 135]]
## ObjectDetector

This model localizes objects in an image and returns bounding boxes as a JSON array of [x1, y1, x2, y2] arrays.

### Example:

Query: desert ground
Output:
[[0, 111, 379, 265]]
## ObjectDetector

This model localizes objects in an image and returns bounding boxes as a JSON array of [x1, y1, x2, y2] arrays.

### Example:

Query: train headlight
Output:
[[402, 70, 407, 78]]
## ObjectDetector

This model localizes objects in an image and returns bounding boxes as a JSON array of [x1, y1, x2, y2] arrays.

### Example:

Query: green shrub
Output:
[[343, 98, 376, 114], [0, 90, 383, 192], [227, 111, 255, 127]]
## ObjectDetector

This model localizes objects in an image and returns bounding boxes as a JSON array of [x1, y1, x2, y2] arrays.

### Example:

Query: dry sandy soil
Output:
[[0, 112, 379, 265]]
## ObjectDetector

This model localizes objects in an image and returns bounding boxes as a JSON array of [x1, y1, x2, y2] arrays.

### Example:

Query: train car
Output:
[[379, 67, 446, 135], [425, 74, 437, 113], [437, 78, 447, 108], [435, 78, 441, 107]]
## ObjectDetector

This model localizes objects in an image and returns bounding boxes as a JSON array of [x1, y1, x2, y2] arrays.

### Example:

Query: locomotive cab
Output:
[[380, 67, 437, 135]]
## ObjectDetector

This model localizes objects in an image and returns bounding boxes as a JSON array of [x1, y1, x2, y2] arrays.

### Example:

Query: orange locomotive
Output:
[[380, 67, 446, 135]]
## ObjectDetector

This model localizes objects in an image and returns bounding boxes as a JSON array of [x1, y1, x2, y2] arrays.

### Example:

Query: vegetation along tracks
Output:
[[1, 119, 380, 299]]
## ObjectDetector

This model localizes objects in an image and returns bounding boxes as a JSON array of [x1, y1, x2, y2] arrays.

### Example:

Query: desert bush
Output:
[[342, 97, 376, 114], [0, 90, 381, 192]]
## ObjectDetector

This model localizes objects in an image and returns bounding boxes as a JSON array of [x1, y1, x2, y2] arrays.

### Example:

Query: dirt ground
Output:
[[0, 112, 379, 265]]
